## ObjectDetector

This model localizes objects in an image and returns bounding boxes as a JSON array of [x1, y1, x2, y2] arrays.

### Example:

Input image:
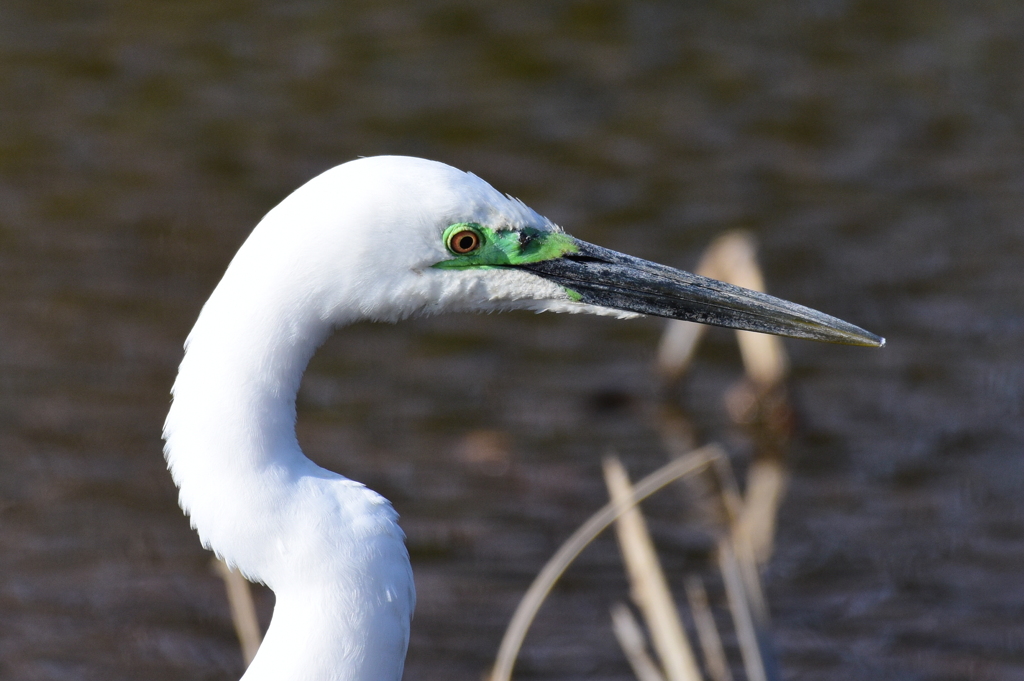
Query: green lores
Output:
[[432, 223, 578, 269]]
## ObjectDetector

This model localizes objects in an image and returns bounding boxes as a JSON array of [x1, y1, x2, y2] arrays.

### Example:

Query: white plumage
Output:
[[164, 155, 881, 681], [163, 157, 617, 680]]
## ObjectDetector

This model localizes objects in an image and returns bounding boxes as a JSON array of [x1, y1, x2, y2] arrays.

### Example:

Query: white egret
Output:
[[163, 155, 882, 681]]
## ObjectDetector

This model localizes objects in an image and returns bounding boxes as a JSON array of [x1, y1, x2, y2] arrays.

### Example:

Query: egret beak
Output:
[[520, 239, 884, 347]]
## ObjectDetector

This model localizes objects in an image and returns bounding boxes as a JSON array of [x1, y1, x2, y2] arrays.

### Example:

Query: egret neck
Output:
[[163, 156, 882, 681]]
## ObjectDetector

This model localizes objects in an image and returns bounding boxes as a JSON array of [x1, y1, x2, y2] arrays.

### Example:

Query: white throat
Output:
[[163, 185, 416, 680]]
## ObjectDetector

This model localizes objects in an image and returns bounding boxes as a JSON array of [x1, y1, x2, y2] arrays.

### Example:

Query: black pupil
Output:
[[457, 234, 475, 250]]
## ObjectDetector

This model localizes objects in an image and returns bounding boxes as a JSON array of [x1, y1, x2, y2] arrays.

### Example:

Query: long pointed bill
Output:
[[519, 239, 884, 347]]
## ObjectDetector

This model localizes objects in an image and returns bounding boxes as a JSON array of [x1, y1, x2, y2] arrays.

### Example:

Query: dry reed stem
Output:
[[709, 454, 744, 527], [735, 459, 787, 567], [656, 230, 791, 565], [610, 602, 668, 681], [656, 320, 704, 380], [733, 533, 769, 629], [488, 445, 724, 681], [707, 457, 778, 680], [651, 231, 790, 681], [653, 402, 783, 681], [683, 575, 733, 681], [603, 457, 703, 681], [703, 457, 767, 626], [655, 231, 787, 388], [716, 540, 768, 681], [213, 557, 263, 666], [705, 437, 773, 627]]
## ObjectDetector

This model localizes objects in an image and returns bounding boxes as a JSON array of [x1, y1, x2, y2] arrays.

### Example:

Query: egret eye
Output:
[[448, 228, 481, 254]]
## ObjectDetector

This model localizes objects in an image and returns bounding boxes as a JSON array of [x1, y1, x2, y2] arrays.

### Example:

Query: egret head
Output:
[[250, 156, 881, 347]]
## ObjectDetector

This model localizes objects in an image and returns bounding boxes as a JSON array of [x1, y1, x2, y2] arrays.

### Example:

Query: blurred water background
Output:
[[1, 1, 1023, 679]]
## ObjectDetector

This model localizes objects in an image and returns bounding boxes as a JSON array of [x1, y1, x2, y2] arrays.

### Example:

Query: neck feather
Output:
[[163, 258, 331, 573], [163, 242, 414, 681]]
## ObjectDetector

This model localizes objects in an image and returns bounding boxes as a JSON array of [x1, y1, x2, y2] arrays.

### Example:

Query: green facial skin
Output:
[[433, 223, 584, 301], [433, 223, 579, 269]]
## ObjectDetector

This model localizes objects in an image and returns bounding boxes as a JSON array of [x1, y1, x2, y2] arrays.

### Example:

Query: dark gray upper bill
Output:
[[518, 239, 885, 347]]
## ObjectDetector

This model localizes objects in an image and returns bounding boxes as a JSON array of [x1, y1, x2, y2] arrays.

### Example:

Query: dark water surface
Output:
[[2, 1, 1023, 680]]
